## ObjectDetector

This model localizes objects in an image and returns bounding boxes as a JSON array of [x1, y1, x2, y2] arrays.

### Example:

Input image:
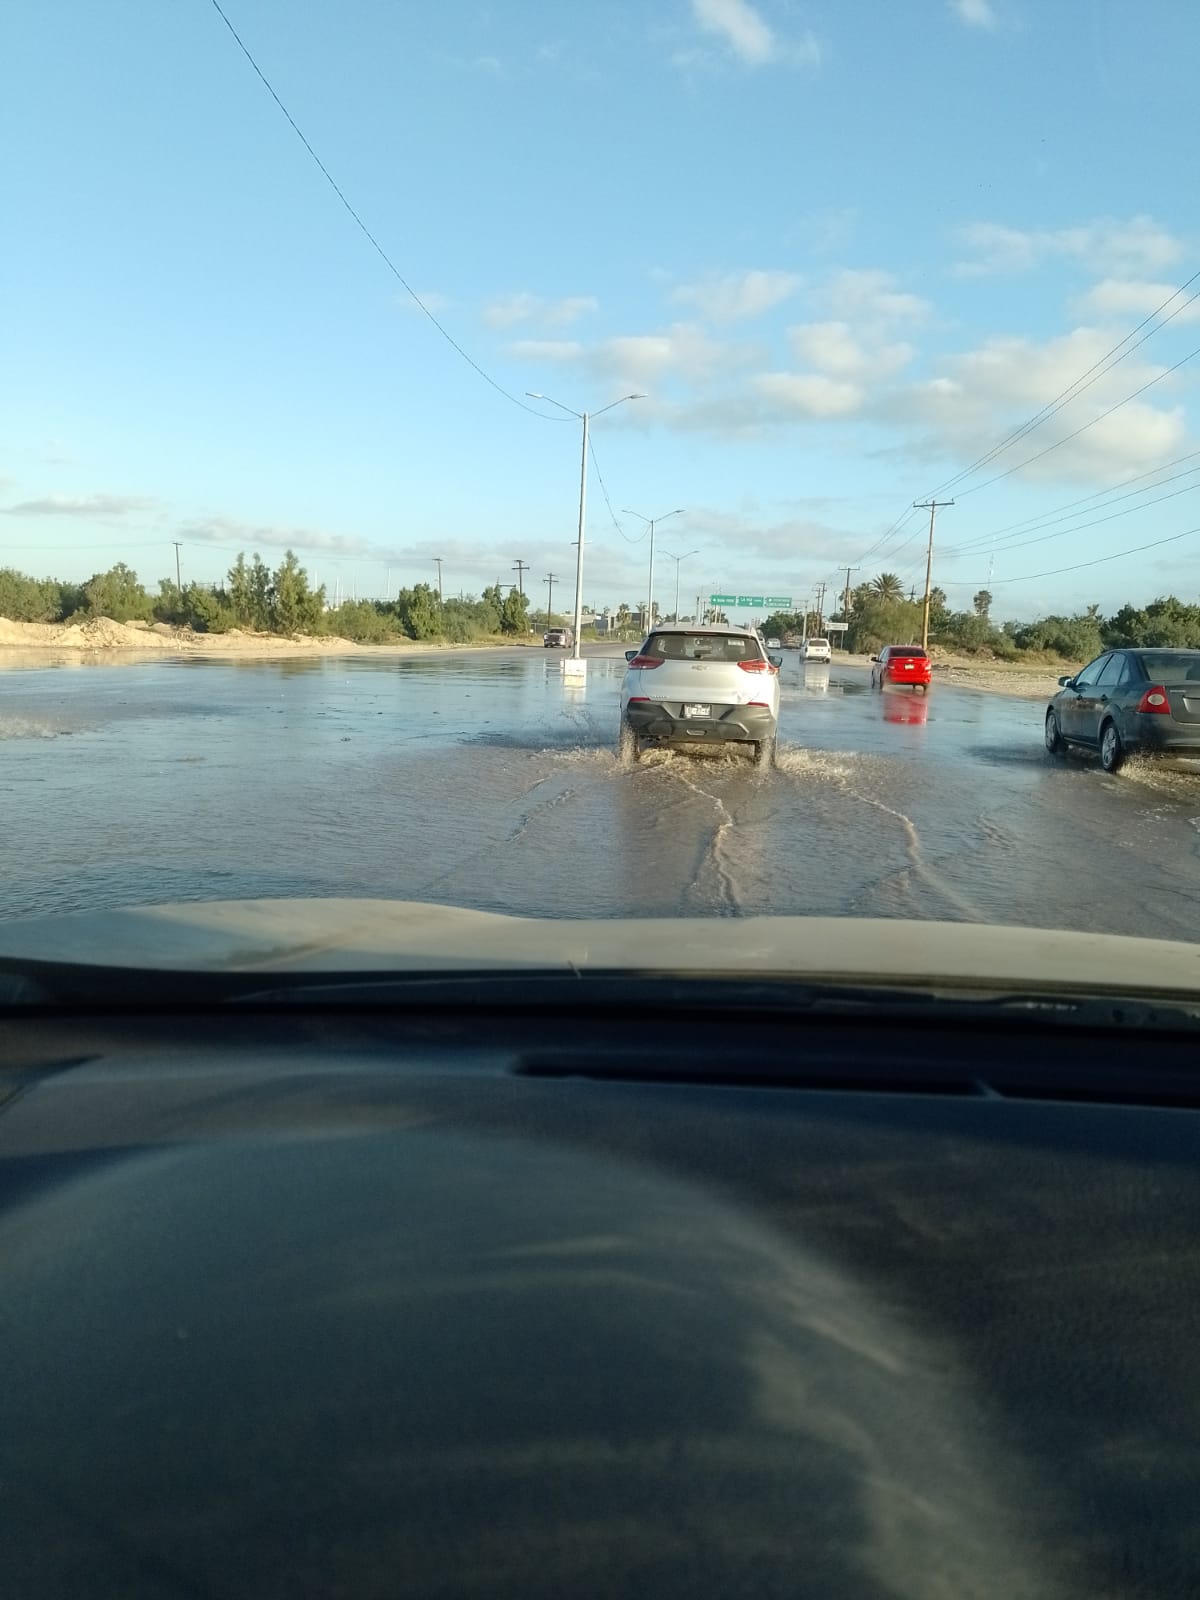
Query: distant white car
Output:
[[800, 637, 831, 663], [766, 637, 781, 649]]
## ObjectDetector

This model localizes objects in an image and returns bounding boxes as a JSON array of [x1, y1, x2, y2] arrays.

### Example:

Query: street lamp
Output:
[[661, 547, 700, 624], [622, 508, 684, 634], [527, 391, 644, 661]]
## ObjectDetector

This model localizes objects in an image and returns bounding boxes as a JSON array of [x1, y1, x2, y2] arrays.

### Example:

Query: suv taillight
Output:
[[736, 659, 773, 673], [1135, 684, 1171, 714], [627, 654, 663, 669]]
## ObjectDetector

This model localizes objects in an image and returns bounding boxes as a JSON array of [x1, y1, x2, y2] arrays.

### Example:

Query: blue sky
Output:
[[4, 0, 1199, 623]]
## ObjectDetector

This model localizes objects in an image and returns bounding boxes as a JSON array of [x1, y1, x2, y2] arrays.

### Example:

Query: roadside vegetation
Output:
[[0, 554, 536, 645], [5, 557, 1199, 661], [762, 574, 1200, 665]]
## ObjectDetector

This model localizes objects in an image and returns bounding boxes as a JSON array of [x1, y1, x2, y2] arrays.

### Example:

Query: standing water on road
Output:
[[4, 647, 1200, 941]]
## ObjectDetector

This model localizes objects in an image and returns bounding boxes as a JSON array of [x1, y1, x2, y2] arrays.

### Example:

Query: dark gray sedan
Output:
[[1045, 648, 1200, 771]]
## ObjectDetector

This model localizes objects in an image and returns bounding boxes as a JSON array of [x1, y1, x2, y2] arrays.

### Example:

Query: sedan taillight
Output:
[[1135, 684, 1171, 714]]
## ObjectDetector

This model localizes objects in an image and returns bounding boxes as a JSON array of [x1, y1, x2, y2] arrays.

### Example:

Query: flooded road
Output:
[[4, 645, 1200, 940]]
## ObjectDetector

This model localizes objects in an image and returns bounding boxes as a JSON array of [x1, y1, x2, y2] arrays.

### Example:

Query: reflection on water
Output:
[[881, 687, 930, 725]]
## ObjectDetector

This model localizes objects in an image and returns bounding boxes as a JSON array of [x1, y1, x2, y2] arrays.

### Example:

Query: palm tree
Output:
[[871, 572, 905, 601]]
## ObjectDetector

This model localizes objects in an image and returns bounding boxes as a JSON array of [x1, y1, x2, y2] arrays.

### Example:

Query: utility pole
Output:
[[172, 541, 182, 593], [814, 581, 827, 634], [841, 566, 859, 620], [433, 557, 443, 601], [512, 559, 529, 596], [913, 499, 954, 650], [544, 572, 557, 631]]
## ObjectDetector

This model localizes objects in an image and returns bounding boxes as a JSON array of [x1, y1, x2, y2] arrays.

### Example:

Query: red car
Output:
[[871, 645, 932, 690]]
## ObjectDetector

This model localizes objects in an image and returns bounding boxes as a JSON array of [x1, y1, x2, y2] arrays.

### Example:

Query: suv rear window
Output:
[[646, 633, 763, 662]]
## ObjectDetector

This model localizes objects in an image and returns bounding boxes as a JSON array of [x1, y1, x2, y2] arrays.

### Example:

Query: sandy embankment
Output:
[[0, 616, 536, 659]]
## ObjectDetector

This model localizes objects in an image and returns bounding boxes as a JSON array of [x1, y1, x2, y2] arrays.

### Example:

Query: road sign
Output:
[[736, 595, 764, 607], [708, 593, 736, 606], [764, 595, 792, 608], [826, 621, 848, 633]]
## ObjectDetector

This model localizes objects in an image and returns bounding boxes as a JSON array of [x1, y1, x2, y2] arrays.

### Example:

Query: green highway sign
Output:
[[709, 592, 793, 609]]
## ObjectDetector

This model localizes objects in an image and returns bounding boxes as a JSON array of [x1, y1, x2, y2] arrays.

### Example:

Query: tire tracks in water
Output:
[[775, 748, 988, 922]]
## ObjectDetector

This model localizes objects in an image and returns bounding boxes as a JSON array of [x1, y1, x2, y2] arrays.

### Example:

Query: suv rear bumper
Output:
[[624, 702, 777, 745]]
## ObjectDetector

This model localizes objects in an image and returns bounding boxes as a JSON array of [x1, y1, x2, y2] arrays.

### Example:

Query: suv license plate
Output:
[[684, 703, 711, 718]]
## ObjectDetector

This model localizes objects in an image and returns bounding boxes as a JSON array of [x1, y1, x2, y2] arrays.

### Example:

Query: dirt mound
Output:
[[0, 616, 189, 650]]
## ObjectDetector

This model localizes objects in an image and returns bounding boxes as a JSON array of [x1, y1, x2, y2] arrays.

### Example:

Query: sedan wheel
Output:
[[1044, 710, 1065, 755], [1099, 721, 1125, 774]]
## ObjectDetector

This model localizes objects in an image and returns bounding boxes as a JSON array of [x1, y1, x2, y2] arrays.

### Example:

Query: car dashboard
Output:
[[2, 980, 1198, 1599]]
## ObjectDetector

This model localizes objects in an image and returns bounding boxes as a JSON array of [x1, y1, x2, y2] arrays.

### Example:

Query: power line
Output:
[[954, 339, 1200, 499], [945, 468, 1200, 561], [946, 446, 1200, 554], [587, 438, 646, 543], [925, 269, 1200, 499], [208, 0, 568, 423], [944, 523, 1200, 588]]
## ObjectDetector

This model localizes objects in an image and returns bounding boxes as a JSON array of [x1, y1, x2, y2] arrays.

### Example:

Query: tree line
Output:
[[762, 571, 1200, 662], [0, 553, 534, 644]]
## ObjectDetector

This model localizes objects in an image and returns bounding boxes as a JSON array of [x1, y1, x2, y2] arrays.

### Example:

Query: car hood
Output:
[[0, 898, 1198, 998]]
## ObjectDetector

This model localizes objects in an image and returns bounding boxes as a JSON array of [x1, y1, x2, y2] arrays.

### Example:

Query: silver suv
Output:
[[619, 625, 782, 766]]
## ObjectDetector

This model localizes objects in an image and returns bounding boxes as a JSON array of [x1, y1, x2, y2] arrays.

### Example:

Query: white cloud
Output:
[[1072, 277, 1200, 325], [671, 269, 802, 323], [690, 0, 775, 63], [820, 269, 929, 325], [3, 493, 157, 517], [593, 323, 762, 389], [882, 329, 1189, 485], [955, 216, 1185, 278], [686, 0, 821, 67], [179, 516, 376, 559], [951, 0, 997, 29], [484, 292, 598, 330], [753, 372, 863, 418], [507, 338, 584, 363], [788, 321, 915, 382]]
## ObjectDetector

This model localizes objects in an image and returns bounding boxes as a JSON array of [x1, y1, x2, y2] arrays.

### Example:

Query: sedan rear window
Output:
[[1136, 652, 1200, 683], [888, 648, 928, 659]]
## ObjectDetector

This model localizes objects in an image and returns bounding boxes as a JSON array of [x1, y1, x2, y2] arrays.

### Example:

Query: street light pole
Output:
[[661, 548, 700, 624], [574, 410, 589, 650], [623, 508, 684, 633], [433, 558, 443, 601], [527, 391, 644, 662]]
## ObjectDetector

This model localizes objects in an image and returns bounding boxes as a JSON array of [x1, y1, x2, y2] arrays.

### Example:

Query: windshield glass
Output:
[[4, 1, 1200, 951]]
